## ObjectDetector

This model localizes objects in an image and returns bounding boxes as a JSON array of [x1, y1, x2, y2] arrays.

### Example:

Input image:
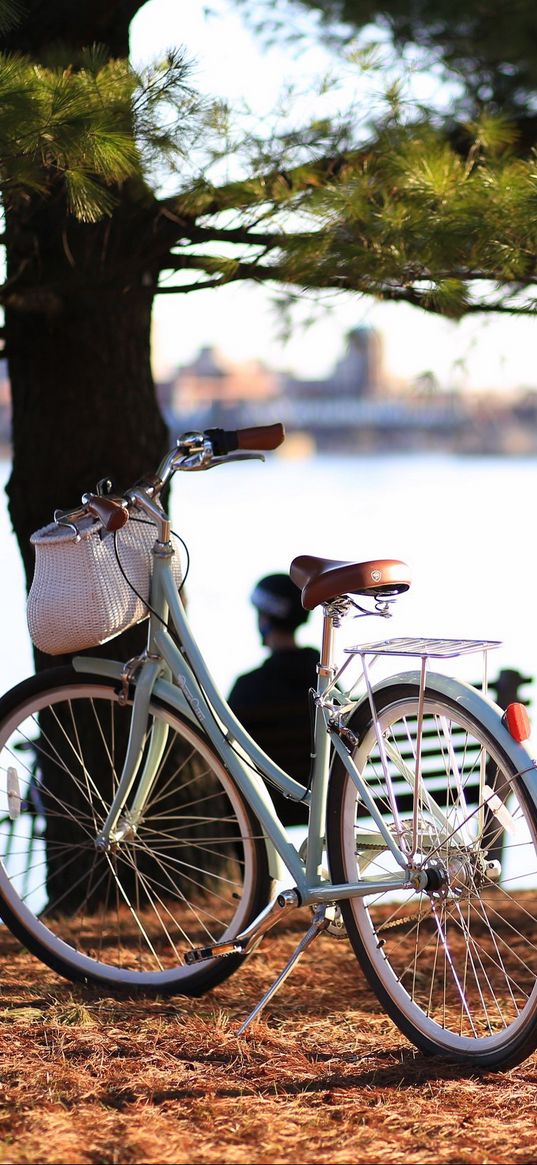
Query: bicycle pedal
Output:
[[184, 939, 245, 965]]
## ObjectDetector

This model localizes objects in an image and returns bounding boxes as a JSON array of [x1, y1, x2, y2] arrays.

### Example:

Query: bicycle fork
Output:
[[95, 655, 167, 849]]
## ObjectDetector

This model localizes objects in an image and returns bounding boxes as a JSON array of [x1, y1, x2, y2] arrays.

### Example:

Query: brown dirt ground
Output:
[[0, 914, 536, 1165]]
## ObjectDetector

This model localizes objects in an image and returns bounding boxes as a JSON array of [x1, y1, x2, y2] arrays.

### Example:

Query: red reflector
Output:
[[502, 702, 532, 743]]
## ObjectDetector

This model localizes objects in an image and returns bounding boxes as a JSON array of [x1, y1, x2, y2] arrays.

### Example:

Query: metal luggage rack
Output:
[[324, 639, 503, 719], [344, 637, 502, 659]]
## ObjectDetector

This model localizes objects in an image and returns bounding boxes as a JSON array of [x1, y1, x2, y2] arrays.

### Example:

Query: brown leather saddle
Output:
[[290, 555, 411, 611]]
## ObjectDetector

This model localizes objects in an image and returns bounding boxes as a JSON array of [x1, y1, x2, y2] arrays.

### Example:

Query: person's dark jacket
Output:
[[228, 646, 319, 825]]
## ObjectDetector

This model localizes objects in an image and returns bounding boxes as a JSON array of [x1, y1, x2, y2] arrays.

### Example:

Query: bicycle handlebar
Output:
[[206, 423, 285, 455], [53, 423, 286, 534]]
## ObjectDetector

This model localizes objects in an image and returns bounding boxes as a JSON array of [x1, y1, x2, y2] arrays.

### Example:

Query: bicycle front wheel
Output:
[[0, 667, 271, 995], [327, 681, 537, 1069]]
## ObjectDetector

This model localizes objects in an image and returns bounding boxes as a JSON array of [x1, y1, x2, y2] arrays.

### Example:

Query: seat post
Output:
[[319, 605, 336, 681]]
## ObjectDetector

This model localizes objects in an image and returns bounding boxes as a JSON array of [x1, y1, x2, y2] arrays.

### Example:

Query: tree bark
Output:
[[0, 2, 185, 909], [4, 189, 171, 681], [1, 0, 169, 588], [5, 234, 168, 588], [0, 0, 148, 57]]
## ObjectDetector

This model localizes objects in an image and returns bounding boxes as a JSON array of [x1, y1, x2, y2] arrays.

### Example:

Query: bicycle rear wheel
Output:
[[0, 667, 271, 995], [327, 681, 537, 1069]]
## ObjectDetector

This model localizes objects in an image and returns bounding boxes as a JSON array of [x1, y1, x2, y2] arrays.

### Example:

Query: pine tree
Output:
[[1, 0, 537, 605]]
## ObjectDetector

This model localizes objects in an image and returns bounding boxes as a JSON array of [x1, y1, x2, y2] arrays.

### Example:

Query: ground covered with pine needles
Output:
[[0, 914, 535, 1165]]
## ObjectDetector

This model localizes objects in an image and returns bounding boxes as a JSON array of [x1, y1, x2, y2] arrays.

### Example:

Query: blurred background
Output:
[[2, 0, 537, 713]]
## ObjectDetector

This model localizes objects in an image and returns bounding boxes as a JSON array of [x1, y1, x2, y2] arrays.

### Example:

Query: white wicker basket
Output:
[[27, 512, 182, 656]]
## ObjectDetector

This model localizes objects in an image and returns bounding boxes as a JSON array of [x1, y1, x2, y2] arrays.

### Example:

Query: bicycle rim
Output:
[[0, 668, 271, 994], [327, 683, 537, 1068]]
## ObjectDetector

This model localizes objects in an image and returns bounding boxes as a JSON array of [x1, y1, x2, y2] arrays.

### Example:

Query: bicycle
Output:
[[1, 421, 537, 1071]]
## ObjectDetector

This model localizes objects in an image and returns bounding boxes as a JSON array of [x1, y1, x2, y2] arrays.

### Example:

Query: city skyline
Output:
[[154, 329, 537, 457]]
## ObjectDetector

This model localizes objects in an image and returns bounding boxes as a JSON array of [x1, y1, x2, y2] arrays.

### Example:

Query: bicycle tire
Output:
[[0, 666, 271, 995], [327, 680, 537, 1069]]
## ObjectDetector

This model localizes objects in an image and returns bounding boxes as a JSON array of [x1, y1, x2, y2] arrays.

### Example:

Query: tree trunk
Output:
[[6, 270, 168, 587], [2, 0, 169, 590], [0, 2, 182, 910], [1, 188, 176, 912]]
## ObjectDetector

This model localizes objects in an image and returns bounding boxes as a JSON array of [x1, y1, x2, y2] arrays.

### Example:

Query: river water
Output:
[[2, 450, 537, 707]]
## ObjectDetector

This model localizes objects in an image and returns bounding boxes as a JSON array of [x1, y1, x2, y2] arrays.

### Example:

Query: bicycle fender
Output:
[[354, 668, 537, 793]]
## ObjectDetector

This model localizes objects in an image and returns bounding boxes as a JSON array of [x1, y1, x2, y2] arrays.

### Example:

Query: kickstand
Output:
[[237, 905, 330, 1036]]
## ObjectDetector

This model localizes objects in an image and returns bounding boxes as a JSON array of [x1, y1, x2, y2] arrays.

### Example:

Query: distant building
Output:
[[170, 346, 280, 416], [283, 325, 384, 401], [331, 326, 383, 396]]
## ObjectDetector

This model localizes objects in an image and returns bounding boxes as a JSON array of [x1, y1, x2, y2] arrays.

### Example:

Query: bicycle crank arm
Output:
[[184, 887, 300, 964]]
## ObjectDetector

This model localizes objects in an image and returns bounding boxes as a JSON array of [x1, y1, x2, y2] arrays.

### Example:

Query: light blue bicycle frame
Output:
[[74, 538, 418, 908]]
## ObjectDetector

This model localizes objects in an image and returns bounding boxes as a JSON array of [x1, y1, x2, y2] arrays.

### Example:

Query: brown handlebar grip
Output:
[[84, 494, 129, 532], [236, 423, 285, 451]]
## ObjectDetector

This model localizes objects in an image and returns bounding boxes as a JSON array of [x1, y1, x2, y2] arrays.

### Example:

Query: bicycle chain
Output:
[[376, 906, 434, 933]]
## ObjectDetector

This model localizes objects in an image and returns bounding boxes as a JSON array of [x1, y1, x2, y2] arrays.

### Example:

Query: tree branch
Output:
[[156, 279, 231, 295], [169, 222, 284, 250], [154, 260, 537, 316], [156, 257, 287, 295], [160, 253, 283, 276], [153, 152, 356, 249]]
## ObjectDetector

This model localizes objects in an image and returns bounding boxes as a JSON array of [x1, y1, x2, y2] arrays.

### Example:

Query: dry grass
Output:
[[0, 915, 536, 1165]]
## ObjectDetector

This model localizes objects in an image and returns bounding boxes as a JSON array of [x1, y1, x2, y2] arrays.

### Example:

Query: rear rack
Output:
[[337, 637, 503, 859], [344, 637, 501, 659]]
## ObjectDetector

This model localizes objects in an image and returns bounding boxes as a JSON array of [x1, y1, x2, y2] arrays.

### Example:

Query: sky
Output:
[[130, 0, 537, 395]]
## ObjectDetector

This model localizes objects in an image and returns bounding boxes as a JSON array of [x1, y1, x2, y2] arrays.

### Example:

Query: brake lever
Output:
[[175, 451, 265, 471], [210, 453, 265, 468]]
